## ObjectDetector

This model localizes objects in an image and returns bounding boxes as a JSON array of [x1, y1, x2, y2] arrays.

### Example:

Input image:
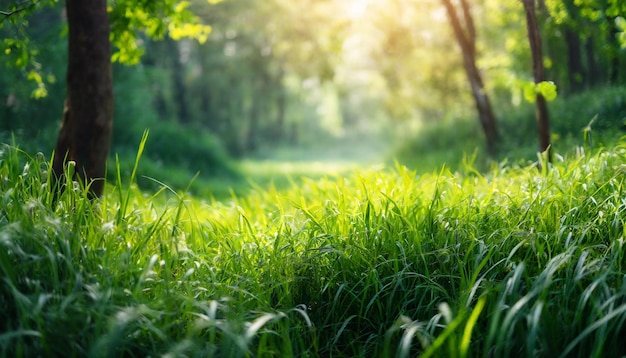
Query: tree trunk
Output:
[[584, 37, 601, 87], [52, 0, 113, 199], [246, 83, 261, 153], [169, 38, 190, 124], [274, 70, 286, 142], [564, 29, 584, 93], [522, 0, 551, 160], [200, 80, 213, 128], [275, 86, 286, 141], [463, 55, 499, 155], [442, 0, 499, 155], [606, 19, 622, 85]]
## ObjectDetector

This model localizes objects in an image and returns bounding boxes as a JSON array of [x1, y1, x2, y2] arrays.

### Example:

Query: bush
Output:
[[392, 116, 488, 173], [500, 85, 626, 146], [109, 122, 240, 193], [395, 85, 626, 172]]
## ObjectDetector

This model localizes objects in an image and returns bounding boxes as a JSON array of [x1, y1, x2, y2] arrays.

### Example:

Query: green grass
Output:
[[2, 135, 626, 356]]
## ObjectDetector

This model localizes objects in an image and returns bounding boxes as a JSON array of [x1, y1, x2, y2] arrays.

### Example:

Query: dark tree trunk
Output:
[[442, 0, 499, 155], [169, 38, 190, 124], [275, 86, 286, 141], [584, 37, 601, 87], [564, 29, 584, 93], [273, 69, 286, 142], [225, 78, 244, 157], [52, 0, 113, 199], [606, 20, 622, 85], [522, 0, 551, 160], [200, 81, 213, 127], [246, 83, 261, 153]]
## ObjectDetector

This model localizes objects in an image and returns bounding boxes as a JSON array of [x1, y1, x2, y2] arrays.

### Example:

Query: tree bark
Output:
[[274, 70, 286, 142], [564, 29, 584, 93], [442, 0, 499, 155], [522, 0, 551, 160], [52, 0, 113, 199], [584, 37, 601, 87], [168, 38, 190, 124], [246, 80, 261, 153]]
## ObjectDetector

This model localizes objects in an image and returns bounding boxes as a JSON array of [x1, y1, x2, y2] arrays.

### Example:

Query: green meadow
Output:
[[2, 132, 626, 357], [4, 0, 626, 355]]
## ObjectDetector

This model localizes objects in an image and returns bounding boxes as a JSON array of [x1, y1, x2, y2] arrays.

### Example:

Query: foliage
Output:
[[108, 0, 215, 64], [393, 116, 487, 174], [523, 81, 559, 103], [110, 125, 238, 191], [3, 0, 626, 161], [395, 85, 626, 172], [0, 0, 215, 105], [2, 137, 626, 355], [0, 8, 65, 130]]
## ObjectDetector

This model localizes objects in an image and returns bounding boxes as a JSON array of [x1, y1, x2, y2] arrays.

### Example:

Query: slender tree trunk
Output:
[[246, 80, 261, 153], [275, 86, 286, 141], [606, 20, 622, 85], [462, 55, 499, 155], [52, 0, 113, 199], [200, 81, 213, 127], [274, 70, 286, 142], [584, 37, 600, 87], [169, 38, 190, 124], [225, 78, 244, 157], [522, 0, 551, 160], [442, 0, 499, 155], [564, 29, 584, 93]]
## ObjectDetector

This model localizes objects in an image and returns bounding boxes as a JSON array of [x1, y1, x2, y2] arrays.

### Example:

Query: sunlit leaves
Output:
[[108, 0, 213, 64], [536, 81, 558, 101], [2, 0, 214, 97], [169, 23, 211, 43], [545, 0, 569, 25], [2, 38, 30, 67], [1, 34, 53, 99], [26, 69, 48, 98], [4, 0, 215, 66], [110, 30, 144, 64], [574, 0, 625, 20], [616, 16, 626, 48], [580, 7, 602, 21], [522, 81, 558, 103]]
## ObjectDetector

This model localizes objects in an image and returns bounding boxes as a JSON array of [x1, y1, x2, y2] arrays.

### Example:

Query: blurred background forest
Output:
[[1, 0, 626, 197]]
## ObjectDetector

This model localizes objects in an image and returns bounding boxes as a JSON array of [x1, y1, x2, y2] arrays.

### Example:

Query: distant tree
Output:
[[167, 37, 190, 125], [522, 0, 551, 160], [442, 0, 499, 155]]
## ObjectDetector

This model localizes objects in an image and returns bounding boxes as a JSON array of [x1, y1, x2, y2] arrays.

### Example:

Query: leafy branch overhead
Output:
[[108, 0, 217, 64], [0, 0, 218, 92], [0, 0, 40, 18]]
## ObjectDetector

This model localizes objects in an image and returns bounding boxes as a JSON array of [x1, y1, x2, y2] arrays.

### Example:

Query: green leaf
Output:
[[523, 82, 537, 103], [31, 86, 48, 99], [616, 17, 626, 49], [536, 81, 558, 101]]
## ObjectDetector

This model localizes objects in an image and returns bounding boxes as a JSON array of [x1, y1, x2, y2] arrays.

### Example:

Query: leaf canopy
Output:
[[1, 0, 215, 93]]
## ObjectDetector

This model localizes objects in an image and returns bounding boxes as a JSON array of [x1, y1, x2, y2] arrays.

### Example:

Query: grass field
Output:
[[2, 136, 626, 356]]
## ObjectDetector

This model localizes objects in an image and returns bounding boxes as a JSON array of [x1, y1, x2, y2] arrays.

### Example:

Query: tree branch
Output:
[[1, 0, 39, 18]]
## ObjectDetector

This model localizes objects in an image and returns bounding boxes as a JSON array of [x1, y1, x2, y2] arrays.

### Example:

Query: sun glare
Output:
[[347, 0, 373, 19]]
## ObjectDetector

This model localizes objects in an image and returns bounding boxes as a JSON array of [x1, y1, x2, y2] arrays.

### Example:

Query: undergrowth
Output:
[[395, 85, 626, 173], [1, 136, 626, 356]]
